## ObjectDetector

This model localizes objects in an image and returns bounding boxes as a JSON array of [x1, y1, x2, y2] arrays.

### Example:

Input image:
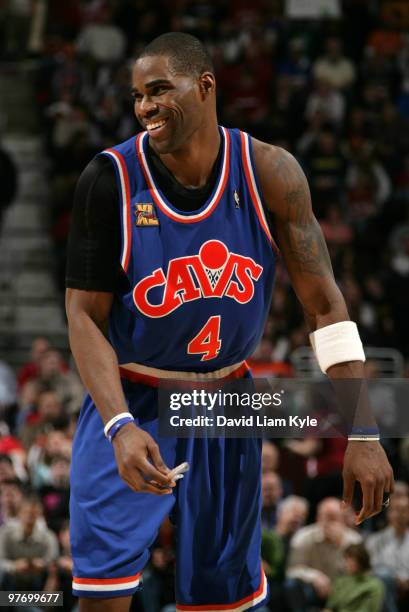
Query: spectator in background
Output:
[[376, 102, 409, 173], [0, 422, 25, 480], [305, 80, 346, 127], [17, 337, 50, 388], [263, 496, 310, 610], [46, 101, 91, 155], [346, 143, 392, 228], [313, 37, 356, 90], [285, 438, 347, 521], [366, 496, 409, 611], [261, 471, 283, 529], [262, 495, 309, 591], [29, 429, 72, 488], [285, 497, 361, 611], [340, 275, 374, 336], [38, 455, 70, 532], [43, 520, 76, 612], [296, 109, 326, 155], [278, 37, 311, 90], [76, 6, 126, 65], [224, 69, 270, 128], [0, 453, 16, 483], [391, 481, 409, 500], [19, 389, 66, 450], [302, 128, 347, 217], [36, 349, 83, 414], [0, 495, 58, 591], [25, 429, 71, 531], [276, 496, 310, 549], [323, 543, 384, 612], [16, 378, 41, 430], [262, 440, 280, 474], [0, 479, 24, 527]]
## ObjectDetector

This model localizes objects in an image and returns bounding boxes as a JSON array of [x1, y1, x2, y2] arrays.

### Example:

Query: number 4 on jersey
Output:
[[187, 316, 221, 361]]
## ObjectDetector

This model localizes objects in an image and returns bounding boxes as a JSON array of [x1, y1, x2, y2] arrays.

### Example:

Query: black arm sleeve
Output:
[[65, 156, 122, 292]]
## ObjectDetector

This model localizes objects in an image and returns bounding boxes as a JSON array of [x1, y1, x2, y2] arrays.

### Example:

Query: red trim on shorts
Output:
[[176, 570, 265, 610], [73, 571, 142, 585]]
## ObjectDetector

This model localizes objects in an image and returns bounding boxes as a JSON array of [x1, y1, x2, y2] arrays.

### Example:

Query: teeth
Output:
[[147, 119, 167, 131]]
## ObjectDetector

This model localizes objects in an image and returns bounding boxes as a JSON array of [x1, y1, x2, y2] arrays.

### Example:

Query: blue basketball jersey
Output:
[[102, 127, 277, 373]]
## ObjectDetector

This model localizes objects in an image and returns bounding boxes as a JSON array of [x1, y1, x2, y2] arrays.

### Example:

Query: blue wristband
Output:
[[107, 416, 134, 443], [349, 426, 379, 436]]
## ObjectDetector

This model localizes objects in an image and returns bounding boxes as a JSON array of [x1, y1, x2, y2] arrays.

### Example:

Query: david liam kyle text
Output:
[[169, 415, 318, 428]]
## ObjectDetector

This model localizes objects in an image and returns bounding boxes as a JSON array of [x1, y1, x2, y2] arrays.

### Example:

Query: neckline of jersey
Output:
[[136, 126, 230, 224]]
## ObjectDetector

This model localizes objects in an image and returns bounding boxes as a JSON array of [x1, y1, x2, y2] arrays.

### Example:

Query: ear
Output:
[[198, 72, 216, 99]]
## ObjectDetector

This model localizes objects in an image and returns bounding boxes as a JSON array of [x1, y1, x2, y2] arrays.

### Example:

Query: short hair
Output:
[[276, 495, 309, 519], [0, 453, 13, 465], [137, 32, 214, 77], [344, 543, 371, 572], [1, 478, 23, 490]]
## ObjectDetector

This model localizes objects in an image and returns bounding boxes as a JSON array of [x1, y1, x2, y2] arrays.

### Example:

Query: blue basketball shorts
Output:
[[70, 379, 268, 610]]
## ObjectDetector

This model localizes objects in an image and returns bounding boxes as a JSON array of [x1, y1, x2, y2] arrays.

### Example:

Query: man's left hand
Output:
[[342, 441, 394, 525]]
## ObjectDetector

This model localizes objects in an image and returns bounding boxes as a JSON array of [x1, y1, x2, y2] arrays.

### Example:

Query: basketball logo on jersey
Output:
[[133, 240, 263, 317], [135, 203, 159, 226]]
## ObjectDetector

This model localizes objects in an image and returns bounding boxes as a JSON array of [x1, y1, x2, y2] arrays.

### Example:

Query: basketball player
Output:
[[65, 33, 394, 612]]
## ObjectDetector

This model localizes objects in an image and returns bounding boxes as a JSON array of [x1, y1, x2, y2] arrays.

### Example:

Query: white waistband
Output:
[[119, 361, 247, 381]]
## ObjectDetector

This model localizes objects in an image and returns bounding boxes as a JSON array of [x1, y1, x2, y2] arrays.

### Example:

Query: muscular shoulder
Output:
[[251, 137, 310, 219], [251, 138, 288, 172]]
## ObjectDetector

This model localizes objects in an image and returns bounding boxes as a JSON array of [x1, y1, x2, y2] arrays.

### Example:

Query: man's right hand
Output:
[[112, 423, 175, 494]]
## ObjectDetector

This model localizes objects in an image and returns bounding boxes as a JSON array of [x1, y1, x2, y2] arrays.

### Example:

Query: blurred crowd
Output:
[[0, 337, 80, 611], [1, 0, 409, 611]]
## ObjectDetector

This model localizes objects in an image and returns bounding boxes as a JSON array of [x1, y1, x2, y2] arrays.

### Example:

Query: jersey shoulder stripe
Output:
[[102, 148, 132, 272], [240, 131, 279, 255]]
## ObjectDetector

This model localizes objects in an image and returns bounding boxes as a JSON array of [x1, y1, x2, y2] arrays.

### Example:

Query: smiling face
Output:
[[131, 55, 215, 154]]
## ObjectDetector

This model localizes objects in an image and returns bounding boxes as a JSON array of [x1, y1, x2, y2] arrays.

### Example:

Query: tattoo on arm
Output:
[[277, 154, 333, 277]]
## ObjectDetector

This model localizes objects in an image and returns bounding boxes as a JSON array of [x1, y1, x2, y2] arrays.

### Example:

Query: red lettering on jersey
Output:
[[164, 258, 201, 304], [225, 254, 263, 303], [133, 268, 181, 317], [133, 240, 263, 318]]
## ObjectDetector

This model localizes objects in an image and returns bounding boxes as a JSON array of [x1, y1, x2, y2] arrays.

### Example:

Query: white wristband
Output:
[[104, 412, 134, 438], [309, 321, 365, 374], [348, 436, 380, 442]]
